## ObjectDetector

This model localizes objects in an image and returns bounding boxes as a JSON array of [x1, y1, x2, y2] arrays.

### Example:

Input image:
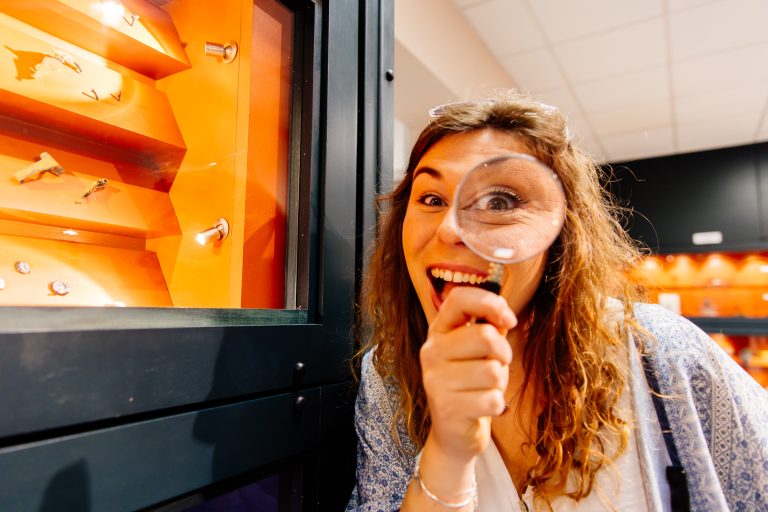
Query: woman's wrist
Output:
[[414, 451, 477, 509], [416, 435, 478, 505]]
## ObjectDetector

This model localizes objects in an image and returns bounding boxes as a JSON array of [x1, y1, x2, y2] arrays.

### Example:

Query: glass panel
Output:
[[0, 0, 303, 310]]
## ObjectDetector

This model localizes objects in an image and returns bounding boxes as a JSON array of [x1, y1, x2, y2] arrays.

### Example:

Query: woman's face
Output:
[[402, 129, 548, 324]]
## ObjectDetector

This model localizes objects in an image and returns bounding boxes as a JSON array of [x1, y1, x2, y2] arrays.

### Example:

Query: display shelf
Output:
[[0, 144, 181, 239], [689, 317, 768, 335], [0, 0, 190, 79], [0, 19, 186, 168], [0, 233, 172, 307]]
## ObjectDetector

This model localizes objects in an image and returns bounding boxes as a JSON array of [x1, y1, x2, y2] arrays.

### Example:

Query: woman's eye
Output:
[[477, 192, 520, 211], [417, 194, 445, 207]]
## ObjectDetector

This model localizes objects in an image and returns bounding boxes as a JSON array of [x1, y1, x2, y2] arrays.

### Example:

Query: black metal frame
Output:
[[0, 0, 393, 509]]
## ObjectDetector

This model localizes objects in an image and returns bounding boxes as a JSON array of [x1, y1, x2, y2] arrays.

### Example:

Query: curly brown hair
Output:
[[356, 90, 647, 503]]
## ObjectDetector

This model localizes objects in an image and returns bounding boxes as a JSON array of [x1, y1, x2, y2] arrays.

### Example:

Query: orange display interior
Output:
[[707, 332, 768, 389], [634, 252, 768, 318], [0, 0, 291, 308], [633, 251, 768, 388]]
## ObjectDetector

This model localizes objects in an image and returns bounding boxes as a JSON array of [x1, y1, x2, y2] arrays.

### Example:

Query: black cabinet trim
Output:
[[0, 390, 321, 512], [689, 316, 768, 335]]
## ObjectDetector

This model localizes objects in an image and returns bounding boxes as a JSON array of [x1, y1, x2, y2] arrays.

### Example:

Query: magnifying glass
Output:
[[452, 153, 566, 294]]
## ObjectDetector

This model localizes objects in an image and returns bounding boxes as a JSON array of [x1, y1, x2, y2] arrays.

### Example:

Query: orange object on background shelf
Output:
[[637, 251, 768, 319], [632, 255, 667, 287], [698, 253, 738, 287], [708, 332, 736, 356], [734, 254, 768, 287], [664, 254, 699, 288]]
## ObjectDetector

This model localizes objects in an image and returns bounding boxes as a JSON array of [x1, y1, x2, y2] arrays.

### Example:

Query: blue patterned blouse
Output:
[[346, 304, 768, 511]]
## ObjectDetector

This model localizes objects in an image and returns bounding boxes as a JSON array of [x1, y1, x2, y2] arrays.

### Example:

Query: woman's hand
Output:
[[420, 286, 517, 463]]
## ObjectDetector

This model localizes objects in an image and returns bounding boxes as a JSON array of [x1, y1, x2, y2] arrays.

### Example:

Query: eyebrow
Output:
[[412, 166, 442, 182]]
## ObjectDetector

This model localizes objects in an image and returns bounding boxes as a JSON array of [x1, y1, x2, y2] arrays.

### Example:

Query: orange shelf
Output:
[[0, 0, 190, 79], [0, 233, 172, 307], [0, 19, 186, 168], [0, 145, 180, 239]]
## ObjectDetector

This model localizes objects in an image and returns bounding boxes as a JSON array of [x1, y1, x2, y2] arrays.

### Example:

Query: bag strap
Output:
[[640, 350, 691, 512]]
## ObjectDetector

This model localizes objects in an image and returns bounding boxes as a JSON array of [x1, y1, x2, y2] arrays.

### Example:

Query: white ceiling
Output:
[[396, 0, 768, 163]]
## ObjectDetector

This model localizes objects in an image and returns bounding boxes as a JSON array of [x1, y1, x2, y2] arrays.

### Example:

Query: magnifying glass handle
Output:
[[478, 280, 501, 295], [480, 262, 504, 295], [475, 263, 503, 323]]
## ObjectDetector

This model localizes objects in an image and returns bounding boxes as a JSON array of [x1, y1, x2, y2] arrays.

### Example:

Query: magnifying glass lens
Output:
[[455, 154, 565, 264]]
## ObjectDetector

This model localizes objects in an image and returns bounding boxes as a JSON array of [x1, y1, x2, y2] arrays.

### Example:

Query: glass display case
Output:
[[0, 0, 305, 310]]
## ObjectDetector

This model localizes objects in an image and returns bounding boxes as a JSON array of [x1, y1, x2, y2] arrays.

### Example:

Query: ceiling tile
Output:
[[554, 20, 666, 84], [526, 0, 662, 44], [601, 126, 675, 162], [574, 137, 607, 162], [675, 83, 768, 125], [668, 0, 721, 12], [500, 48, 566, 91], [453, 0, 489, 8], [670, 0, 768, 61], [574, 66, 669, 114], [463, 0, 545, 56], [673, 42, 768, 97], [588, 99, 672, 136], [676, 114, 758, 152], [566, 116, 605, 159], [529, 87, 584, 121]]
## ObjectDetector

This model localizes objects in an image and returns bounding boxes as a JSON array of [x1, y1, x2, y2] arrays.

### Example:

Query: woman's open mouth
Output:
[[428, 266, 489, 307]]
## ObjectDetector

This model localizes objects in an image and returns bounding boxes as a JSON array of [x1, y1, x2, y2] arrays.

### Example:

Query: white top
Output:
[[475, 381, 671, 511]]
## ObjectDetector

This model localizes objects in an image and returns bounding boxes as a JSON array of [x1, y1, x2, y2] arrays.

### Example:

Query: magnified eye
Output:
[[475, 188, 522, 212]]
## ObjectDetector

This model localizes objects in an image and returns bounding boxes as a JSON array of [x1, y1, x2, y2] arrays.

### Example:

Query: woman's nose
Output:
[[436, 211, 464, 246]]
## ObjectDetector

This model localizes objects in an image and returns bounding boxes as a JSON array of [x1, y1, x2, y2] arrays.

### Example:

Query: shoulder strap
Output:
[[640, 347, 691, 512]]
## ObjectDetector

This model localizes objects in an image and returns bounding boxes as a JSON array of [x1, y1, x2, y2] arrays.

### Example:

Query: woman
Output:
[[346, 91, 768, 511]]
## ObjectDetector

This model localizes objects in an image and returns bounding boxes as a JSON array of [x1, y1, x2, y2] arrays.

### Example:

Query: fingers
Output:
[[424, 359, 509, 393], [421, 323, 512, 365], [430, 388, 507, 419], [430, 286, 516, 334]]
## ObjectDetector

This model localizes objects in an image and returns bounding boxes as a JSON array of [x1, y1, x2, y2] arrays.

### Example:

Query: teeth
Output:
[[429, 268, 486, 284]]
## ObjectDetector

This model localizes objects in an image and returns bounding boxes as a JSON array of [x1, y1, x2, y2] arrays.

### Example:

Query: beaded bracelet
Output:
[[413, 453, 478, 509]]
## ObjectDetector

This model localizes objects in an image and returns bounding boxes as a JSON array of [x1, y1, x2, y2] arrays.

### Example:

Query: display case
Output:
[[0, 0, 306, 310], [0, 0, 393, 509], [633, 250, 768, 389]]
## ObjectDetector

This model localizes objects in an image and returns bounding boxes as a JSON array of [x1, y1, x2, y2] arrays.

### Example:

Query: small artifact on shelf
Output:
[[76, 178, 109, 203], [0, 277, 5, 290], [82, 88, 100, 101], [14, 261, 31, 274], [14, 152, 64, 183], [31, 49, 82, 79], [51, 49, 82, 74], [49, 280, 70, 296]]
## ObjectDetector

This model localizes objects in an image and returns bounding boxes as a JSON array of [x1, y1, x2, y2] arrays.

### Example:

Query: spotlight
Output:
[[99, 0, 125, 26], [195, 218, 229, 246]]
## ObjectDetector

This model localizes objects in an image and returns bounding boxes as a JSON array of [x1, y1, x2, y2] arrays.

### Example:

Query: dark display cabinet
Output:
[[608, 142, 768, 254], [611, 143, 768, 359]]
